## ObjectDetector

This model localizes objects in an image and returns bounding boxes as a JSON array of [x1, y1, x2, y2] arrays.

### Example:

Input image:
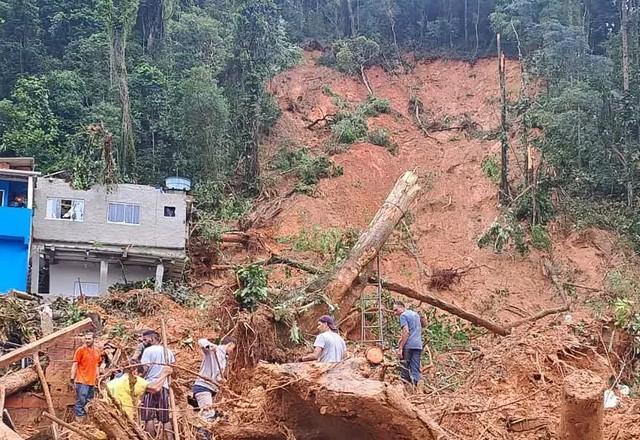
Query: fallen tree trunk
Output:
[[374, 278, 509, 336], [0, 365, 42, 396], [308, 171, 421, 319], [504, 305, 569, 330], [217, 360, 448, 440]]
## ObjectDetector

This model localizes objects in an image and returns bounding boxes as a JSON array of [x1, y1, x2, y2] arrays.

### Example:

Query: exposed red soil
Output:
[[13, 53, 639, 439], [249, 52, 639, 438]]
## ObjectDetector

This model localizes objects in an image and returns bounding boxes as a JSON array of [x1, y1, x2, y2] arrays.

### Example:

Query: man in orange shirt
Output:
[[70, 332, 102, 419]]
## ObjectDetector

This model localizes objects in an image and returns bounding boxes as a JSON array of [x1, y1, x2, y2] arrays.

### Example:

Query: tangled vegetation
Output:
[[235, 264, 269, 311]]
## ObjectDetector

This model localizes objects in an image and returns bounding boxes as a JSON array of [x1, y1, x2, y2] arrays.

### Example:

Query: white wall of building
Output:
[[48, 261, 155, 297]]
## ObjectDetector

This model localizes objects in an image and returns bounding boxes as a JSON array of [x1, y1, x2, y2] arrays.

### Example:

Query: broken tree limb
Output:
[[263, 255, 323, 275], [504, 305, 569, 330], [0, 318, 93, 369], [308, 171, 421, 318], [33, 353, 58, 440], [371, 278, 509, 336], [42, 412, 102, 440]]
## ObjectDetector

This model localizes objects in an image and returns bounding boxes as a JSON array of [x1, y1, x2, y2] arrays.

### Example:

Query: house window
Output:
[[108, 202, 140, 225], [74, 281, 99, 297], [164, 206, 176, 217], [0, 190, 4, 207], [46, 198, 85, 221]]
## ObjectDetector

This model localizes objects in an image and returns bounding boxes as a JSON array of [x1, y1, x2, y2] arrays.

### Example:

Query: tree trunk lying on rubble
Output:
[[216, 359, 448, 440], [88, 398, 146, 440], [0, 365, 42, 397], [307, 171, 421, 320]]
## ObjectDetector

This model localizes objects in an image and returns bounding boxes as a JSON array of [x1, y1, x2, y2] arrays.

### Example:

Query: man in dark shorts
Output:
[[140, 330, 175, 440]]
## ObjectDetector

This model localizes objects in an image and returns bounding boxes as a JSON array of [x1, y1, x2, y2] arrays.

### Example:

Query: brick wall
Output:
[[8, 330, 86, 432]]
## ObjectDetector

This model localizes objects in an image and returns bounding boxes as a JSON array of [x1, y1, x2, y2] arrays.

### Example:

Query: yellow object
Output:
[[106, 374, 149, 419]]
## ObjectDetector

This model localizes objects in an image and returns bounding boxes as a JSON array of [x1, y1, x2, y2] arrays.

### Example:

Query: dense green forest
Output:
[[1, 0, 639, 243]]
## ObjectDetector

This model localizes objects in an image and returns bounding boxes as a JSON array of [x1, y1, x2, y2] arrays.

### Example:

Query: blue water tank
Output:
[[165, 176, 191, 191]]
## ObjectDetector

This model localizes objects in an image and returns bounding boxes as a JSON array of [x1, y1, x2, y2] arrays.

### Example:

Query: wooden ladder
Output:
[[360, 255, 385, 345]]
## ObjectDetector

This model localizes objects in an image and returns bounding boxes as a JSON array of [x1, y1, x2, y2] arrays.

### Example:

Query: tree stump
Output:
[[365, 346, 384, 365], [559, 369, 605, 440]]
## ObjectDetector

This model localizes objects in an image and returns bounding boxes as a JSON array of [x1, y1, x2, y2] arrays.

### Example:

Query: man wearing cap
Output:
[[301, 315, 346, 363]]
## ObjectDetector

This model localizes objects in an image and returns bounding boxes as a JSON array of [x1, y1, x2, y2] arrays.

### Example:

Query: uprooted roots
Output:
[[428, 268, 463, 290], [232, 306, 288, 371]]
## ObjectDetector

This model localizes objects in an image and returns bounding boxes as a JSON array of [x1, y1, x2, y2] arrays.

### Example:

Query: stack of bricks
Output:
[[5, 331, 84, 429]]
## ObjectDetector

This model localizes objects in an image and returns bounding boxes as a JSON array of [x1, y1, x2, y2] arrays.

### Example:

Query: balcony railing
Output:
[[0, 206, 32, 243]]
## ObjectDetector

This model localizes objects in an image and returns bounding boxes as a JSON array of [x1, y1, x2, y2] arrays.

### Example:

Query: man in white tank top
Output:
[[300, 315, 346, 363]]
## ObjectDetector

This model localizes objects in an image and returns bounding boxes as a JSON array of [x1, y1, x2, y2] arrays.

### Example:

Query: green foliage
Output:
[[279, 226, 359, 265], [422, 309, 474, 354], [359, 95, 391, 116], [331, 111, 368, 143], [512, 187, 555, 224], [333, 36, 380, 74], [192, 180, 252, 221], [481, 156, 500, 184], [235, 264, 269, 311], [0, 76, 61, 171], [530, 224, 552, 251], [164, 282, 209, 309], [606, 269, 640, 355], [367, 128, 397, 154], [478, 216, 528, 255], [49, 297, 88, 326], [272, 147, 343, 191]]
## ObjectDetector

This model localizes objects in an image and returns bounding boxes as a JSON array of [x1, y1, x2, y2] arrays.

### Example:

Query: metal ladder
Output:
[[360, 256, 385, 345]]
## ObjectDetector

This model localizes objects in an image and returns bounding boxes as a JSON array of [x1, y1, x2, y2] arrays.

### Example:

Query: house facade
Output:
[[31, 178, 188, 297], [0, 158, 38, 293]]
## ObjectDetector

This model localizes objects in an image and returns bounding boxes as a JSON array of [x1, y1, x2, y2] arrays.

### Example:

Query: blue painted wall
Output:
[[0, 239, 28, 292], [0, 203, 32, 293]]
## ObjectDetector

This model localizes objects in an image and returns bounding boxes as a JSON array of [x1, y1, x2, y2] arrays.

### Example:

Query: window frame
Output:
[[0, 189, 4, 207], [73, 281, 99, 297], [45, 197, 85, 222], [163, 206, 176, 218], [107, 202, 141, 226]]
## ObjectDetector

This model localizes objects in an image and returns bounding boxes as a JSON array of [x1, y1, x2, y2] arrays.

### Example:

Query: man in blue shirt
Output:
[[393, 300, 423, 386]]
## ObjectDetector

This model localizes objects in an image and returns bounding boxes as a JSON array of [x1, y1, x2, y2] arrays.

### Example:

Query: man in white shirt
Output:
[[301, 315, 346, 363], [140, 330, 176, 440], [192, 336, 236, 420]]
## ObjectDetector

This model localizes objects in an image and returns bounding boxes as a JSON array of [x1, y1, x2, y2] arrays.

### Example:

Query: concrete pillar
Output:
[[27, 176, 34, 209], [30, 245, 40, 294], [99, 260, 109, 294], [155, 262, 164, 292]]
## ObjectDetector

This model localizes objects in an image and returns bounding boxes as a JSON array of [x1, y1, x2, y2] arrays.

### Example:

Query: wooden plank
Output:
[[0, 318, 93, 369], [0, 422, 24, 440], [161, 319, 180, 440], [33, 354, 58, 440]]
